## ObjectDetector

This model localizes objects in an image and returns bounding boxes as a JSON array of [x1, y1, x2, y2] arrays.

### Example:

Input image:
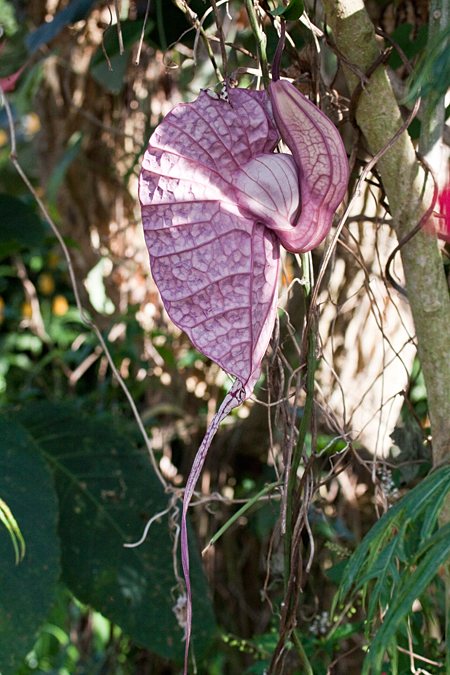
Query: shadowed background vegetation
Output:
[[1, 1, 449, 674]]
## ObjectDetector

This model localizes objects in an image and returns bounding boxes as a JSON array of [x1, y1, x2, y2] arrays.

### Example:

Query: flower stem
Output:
[[292, 628, 314, 675], [202, 481, 281, 555], [244, 0, 271, 88], [271, 19, 285, 82], [284, 252, 316, 584]]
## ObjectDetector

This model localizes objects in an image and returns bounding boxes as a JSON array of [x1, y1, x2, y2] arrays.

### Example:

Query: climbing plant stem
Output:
[[284, 252, 316, 585], [201, 481, 281, 555], [292, 628, 314, 675], [244, 0, 271, 88]]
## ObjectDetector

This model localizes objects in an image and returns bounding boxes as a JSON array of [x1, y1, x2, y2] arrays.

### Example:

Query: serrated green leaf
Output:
[[420, 479, 450, 541], [336, 467, 450, 607], [12, 401, 216, 663], [363, 537, 401, 623], [0, 414, 61, 675], [365, 523, 450, 674]]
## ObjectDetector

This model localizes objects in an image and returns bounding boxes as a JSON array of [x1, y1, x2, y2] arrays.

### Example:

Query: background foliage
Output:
[[0, 1, 449, 674]]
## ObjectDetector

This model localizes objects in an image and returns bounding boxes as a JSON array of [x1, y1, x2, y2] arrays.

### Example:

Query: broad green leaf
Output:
[[90, 19, 154, 93], [0, 415, 61, 675], [46, 133, 83, 204], [90, 52, 128, 94], [325, 557, 349, 584], [0, 194, 45, 247], [25, 0, 99, 54], [13, 401, 216, 663], [388, 24, 428, 71], [269, 0, 304, 21], [90, 18, 155, 68], [0, 27, 29, 79], [0, 0, 18, 36], [0, 241, 21, 261]]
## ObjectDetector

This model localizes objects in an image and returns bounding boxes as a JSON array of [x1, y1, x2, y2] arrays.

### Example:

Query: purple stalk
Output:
[[271, 19, 286, 83], [181, 378, 245, 671]]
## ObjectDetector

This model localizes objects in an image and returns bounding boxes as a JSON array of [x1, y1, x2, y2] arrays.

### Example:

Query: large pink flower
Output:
[[139, 83, 348, 671]]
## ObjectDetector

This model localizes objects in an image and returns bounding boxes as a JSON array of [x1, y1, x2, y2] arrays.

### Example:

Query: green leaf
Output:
[[325, 558, 349, 584], [0, 498, 25, 564], [90, 18, 155, 68], [89, 18, 154, 93], [364, 536, 400, 623], [0, 414, 61, 675], [269, 0, 304, 21], [90, 52, 128, 94], [338, 466, 450, 603], [0, 194, 46, 247], [388, 24, 428, 71], [0, 241, 21, 262], [13, 401, 216, 663], [365, 523, 450, 674], [0, 27, 29, 79], [46, 133, 83, 204], [403, 23, 450, 109], [25, 0, 99, 54], [329, 621, 364, 642], [0, 0, 19, 36]]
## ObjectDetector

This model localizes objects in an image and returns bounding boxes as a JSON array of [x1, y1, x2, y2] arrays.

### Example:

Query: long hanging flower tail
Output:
[[181, 378, 245, 674]]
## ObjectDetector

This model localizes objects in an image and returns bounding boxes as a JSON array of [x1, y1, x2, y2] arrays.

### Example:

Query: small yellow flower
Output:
[[38, 273, 55, 296], [23, 113, 40, 136], [47, 251, 60, 269], [21, 301, 32, 318], [52, 295, 68, 316]]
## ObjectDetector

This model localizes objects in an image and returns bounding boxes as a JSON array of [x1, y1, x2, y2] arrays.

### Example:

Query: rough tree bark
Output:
[[322, 0, 450, 658], [322, 0, 450, 467]]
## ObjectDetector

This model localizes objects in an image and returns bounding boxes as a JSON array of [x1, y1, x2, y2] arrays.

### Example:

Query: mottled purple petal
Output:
[[269, 79, 349, 252], [139, 89, 289, 674], [140, 89, 282, 397]]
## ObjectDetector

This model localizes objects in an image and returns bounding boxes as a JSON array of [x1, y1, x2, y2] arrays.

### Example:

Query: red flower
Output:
[[436, 178, 450, 243], [0, 42, 28, 93]]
